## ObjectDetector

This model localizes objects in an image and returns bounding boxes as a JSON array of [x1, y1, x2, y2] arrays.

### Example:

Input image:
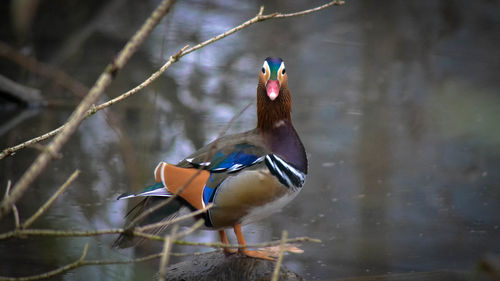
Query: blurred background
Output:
[[1, 0, 499, 280]]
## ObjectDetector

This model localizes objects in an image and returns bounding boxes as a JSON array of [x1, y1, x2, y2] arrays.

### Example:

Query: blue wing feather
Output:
[[203, 186, 215, 205], [213, 151, 259, 170], [186, 148, 263, 173]]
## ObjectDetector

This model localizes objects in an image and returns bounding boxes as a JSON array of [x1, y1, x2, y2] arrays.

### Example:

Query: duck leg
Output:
[[233, 224, 274, 261], [219, 230, 236, 255]]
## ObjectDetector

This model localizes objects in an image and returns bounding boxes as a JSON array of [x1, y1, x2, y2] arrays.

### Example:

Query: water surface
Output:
[[1, 0, 500, 280]]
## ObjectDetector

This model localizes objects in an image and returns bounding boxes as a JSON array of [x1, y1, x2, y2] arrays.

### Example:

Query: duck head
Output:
[[257, 57, 292, 131], [259, 57, 287, 100]]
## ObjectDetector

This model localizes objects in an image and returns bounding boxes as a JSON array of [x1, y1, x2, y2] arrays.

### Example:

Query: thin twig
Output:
[[0, 125, 65, 159], [174, 219, 205, 239], [180, 0, 345, 58], [0, 0, 176, 220], [3, 180, 11, 199], [2, 181, 20, 229], [131, 231, 166, 242], [158, 225, 178, 281], [138, 204, 211, 232], [28, 144, 62, 159], [134, 219, 205, 243], [12, 205, 20, 229], [0, 243, 89, 281], [0, 0, 344, 160], [272, 231, 288, 281], [22, 170, 80, 229], [0, 228, 123, 240], [272, 0, 344, 18]]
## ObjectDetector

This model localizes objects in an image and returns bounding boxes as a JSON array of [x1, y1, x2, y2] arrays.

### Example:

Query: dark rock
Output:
[[161, 251, 303, 281]]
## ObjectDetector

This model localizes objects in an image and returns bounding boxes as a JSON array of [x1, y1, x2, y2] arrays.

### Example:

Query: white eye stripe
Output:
[[262, 61, 269, 71], [278, 62, 286, 78], [262, 61, 270, 79]]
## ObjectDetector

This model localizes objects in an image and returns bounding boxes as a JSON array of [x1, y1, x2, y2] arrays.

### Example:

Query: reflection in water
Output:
[[357, 0, 393, 272], [1, 0, 500, 280]]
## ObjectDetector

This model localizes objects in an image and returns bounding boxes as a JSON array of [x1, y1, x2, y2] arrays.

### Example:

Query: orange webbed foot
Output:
[[232, 224, 275, 261], [239, 248, 275, 261]]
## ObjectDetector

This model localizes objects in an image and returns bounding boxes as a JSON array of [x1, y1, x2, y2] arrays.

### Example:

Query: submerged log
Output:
[[162, 251, 303, 281]]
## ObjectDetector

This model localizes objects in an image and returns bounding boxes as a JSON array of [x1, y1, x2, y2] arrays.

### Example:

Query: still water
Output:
[[1, 0, 500, 280]]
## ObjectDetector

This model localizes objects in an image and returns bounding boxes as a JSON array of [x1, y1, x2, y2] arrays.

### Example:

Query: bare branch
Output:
[[22, 170, 80, 229], [0, 125, 64, 159], [3, 180, 11, 199], [0, 0, 344, 160], [158, 225, 178, 281], [271, 0, 344, 18], [271, 231, 288, 281], [0, 0, 176, 220], [174, 219, 205, 239], [0, 228, 123, 240], [12, 205, 20, 229], [3, 181, 20, 229], [180, 0, 344, 58]]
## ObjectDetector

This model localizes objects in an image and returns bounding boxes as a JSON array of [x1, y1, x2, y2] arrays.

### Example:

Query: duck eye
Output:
[[282, 68, 286, 75], [261, 67, 266, 74]]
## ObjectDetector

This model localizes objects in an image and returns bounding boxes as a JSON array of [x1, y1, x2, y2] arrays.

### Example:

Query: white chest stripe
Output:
[[264, 154, 306, 189]]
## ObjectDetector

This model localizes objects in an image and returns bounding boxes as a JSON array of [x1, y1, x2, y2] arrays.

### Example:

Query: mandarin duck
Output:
[[115, 57, 307, 261]]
